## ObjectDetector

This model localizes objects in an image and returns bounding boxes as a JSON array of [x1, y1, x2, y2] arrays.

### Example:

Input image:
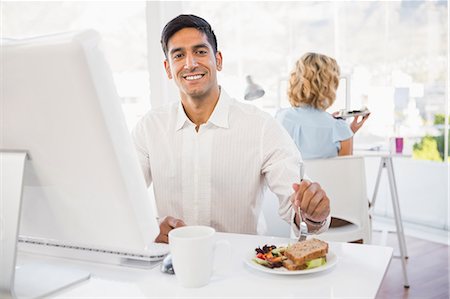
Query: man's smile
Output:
[[182, 73, 205, 81]]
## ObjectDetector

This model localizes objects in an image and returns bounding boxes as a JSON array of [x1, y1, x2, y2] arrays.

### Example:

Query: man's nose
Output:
[[184, 53, 198, 69]]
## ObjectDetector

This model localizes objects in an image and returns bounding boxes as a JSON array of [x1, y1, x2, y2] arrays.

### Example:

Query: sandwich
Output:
[[282, 238, 328, 270]]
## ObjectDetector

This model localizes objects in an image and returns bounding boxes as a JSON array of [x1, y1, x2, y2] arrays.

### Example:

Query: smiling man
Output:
[[163, 26, 222, 132], [132, 15, 331, 243]]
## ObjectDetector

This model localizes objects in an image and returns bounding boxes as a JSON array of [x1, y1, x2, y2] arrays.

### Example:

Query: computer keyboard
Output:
[[18, 235, 169, 262]]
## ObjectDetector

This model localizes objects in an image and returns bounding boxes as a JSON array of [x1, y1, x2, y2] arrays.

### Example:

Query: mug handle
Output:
[[213, 240, 232, 275]]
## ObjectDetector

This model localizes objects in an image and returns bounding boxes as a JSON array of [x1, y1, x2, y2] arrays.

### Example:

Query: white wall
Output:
[[365, 157, 449, 230], [146, 1, 181, 108]]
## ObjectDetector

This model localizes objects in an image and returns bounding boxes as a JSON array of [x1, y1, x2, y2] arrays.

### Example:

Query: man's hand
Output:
[[291, 180, 330, 225], [155, 216, 186, 243]]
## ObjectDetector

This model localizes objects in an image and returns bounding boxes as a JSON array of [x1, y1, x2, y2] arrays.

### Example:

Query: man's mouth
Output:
[[183, 74, 205, 81]]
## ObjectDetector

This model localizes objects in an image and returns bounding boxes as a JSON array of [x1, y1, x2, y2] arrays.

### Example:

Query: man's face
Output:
[[164, 28, 222, 100]]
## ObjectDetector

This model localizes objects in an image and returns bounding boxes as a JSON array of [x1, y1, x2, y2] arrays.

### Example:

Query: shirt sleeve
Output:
[[333, 119, 353, 142], [131, 117, 153, 187], [261, 116, 330, 235], [333, 119, 353, 150], [260, 116, 301, 225]]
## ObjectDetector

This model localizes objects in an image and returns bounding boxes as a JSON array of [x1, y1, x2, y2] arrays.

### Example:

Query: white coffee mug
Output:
[[168, 226, 229, 288]]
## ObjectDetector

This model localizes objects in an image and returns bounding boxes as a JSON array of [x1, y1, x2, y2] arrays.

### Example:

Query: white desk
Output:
[[17, 233, 393, 298], [355, 151, 410, 288]]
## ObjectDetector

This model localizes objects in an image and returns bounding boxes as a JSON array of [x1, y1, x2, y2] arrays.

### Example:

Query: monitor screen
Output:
[[1, 30, 160, 255]]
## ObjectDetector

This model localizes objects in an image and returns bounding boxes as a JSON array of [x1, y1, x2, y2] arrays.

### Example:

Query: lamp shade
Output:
[[244, 75, 265, 101]]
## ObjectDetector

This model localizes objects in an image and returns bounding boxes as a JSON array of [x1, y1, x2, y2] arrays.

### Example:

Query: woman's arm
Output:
[[339, 114, 370, 156], [350, 114, 370, 133], [339, 137, 353, 156]]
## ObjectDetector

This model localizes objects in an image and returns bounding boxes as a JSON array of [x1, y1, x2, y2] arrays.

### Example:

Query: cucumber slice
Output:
[[252, 258, 270, 266], [305, 257, 327, 269]]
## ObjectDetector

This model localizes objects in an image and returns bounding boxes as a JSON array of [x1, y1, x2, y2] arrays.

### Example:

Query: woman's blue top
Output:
[[275, 106, 353, 160]]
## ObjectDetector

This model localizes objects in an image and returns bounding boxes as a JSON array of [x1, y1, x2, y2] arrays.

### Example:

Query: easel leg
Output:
[[371, 157, 384, 209], [386, 157, 410, 288]]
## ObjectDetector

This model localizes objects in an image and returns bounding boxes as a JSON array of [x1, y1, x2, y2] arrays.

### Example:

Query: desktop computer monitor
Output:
[[1, 30, 163, 298]]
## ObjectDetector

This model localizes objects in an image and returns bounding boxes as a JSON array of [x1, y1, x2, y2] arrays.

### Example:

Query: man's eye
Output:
[[197, 50, 208, 55], [173, 53, 184, 59]]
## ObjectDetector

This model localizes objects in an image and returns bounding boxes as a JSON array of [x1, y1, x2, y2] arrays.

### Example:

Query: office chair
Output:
[[304, 156, 372, 244], [258, 188, 291, 238]]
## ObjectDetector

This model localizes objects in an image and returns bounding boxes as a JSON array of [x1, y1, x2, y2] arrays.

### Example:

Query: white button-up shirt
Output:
[[132, 90, 309, 234]]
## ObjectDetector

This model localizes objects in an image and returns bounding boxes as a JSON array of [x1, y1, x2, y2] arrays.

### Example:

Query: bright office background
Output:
[[2, 1, 449, 235], [2, 1, 448, 162]]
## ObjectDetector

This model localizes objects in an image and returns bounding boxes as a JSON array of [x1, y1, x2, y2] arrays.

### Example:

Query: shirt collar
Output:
[[175, 88, 231, 131], [207, 89, 230, 129], [175, 101, 191, 131]]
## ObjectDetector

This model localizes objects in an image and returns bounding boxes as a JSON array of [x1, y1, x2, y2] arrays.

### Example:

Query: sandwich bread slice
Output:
[[282, 238, 328, 270]]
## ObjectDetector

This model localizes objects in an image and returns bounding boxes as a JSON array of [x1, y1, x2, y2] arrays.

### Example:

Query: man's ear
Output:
[[215, 51, 223, 71], [164, 60, 173, 79]]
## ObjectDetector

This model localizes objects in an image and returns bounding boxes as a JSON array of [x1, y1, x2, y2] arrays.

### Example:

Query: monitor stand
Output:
[[0, 151, 90, 299]]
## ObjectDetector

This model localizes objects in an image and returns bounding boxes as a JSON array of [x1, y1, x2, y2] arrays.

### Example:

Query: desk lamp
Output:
[[244, 75, 265, 101]]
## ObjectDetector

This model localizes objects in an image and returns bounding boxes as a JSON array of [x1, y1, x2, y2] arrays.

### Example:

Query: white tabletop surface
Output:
[[17, 233, 393, 298], [354, 149, 412, 158]]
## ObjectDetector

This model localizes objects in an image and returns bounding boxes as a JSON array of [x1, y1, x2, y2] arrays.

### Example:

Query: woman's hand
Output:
[[350, 113, 370, 133]]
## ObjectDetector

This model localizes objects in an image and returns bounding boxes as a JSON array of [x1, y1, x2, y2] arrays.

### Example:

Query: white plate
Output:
[[337, 110, 370, 119], [244, 248, 338, 275]]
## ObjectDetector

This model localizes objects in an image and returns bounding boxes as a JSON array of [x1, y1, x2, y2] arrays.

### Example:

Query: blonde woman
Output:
[[275, 52, 369, 160]]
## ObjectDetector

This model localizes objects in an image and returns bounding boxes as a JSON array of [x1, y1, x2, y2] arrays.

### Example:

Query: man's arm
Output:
[[131, 119, 153, 187], [261, 117, 331, 233], [131, 118, 187, 243]]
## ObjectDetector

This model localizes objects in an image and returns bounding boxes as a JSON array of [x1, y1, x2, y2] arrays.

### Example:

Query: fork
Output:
[[297, 162, 308, 242], [298, 206, 308, 242]]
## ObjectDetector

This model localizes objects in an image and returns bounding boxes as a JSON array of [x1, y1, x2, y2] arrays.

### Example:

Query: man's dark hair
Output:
[[161, 14, 218, 58]]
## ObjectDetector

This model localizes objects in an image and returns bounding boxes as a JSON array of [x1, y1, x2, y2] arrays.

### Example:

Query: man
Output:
[[132, 15, 330, 243]]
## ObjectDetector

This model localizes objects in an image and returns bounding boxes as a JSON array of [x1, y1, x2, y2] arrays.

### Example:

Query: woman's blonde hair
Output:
[[287, 52, 340, 110]]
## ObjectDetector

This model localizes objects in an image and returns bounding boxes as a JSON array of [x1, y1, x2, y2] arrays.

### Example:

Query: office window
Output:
[[176, 1, 448, 161], [1, 1, 149, 130]]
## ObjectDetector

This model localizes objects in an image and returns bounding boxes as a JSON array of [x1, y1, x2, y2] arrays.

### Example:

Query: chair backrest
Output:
[[259, 188, 291, 237], [304, 156, 368, 227]]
